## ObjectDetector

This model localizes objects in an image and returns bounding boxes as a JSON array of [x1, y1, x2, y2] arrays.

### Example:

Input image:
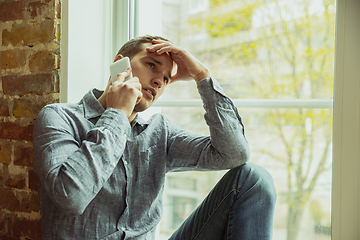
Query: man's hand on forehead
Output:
[[146, 39, 210, 83]]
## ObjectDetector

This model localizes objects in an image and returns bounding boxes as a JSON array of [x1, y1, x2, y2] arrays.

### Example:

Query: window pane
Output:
[[154, 107, 332, 240], [139, 0, 335, 100], [136, 0, 334, 239]]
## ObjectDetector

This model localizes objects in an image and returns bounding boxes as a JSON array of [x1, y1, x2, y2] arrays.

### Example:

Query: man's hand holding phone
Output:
[[107, 67, 142, 119]]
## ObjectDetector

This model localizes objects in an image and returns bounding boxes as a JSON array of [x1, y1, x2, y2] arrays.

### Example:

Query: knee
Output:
[[230, 163, 277, 204]]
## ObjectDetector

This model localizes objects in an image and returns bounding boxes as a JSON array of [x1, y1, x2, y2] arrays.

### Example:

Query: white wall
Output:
[[61, 0, 129, 103], [66, 0, 113, 103], [61, 0, 132, 103]]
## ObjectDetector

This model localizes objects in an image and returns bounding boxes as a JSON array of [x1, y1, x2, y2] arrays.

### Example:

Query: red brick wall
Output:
[[0, 0, 61, 239]]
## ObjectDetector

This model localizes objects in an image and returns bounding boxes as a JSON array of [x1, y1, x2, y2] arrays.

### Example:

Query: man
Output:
[[33, 35, 276, 240]]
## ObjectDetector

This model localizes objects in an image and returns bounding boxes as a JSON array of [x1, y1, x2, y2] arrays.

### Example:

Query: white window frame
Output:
[[60, 0, 360, 238], [331, 0, 360, 239], [60, 0, 135, 103]]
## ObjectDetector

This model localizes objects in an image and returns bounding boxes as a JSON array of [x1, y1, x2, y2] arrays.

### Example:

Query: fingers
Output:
[[107, 75, 142, 116], [147, 39, 210, 82], [113, 67, 132, 83], [146, 40, 182, 56], [112, 76, 142, 94]]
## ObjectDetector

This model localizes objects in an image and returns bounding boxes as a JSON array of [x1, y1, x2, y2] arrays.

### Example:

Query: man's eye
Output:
[[148, 62, 155, 68]]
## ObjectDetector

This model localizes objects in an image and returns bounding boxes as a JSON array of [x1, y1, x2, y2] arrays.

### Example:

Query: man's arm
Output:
[[165, 77, 250, 171], [33, 105, 130, 216], [147, 40, 249, 170]]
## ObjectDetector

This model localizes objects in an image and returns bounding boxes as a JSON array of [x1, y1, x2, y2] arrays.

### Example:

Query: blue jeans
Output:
[[169, 163, 276, 240]]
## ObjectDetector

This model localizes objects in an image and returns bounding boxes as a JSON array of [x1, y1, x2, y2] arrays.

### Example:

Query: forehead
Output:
[[134, 43, 174, 69]]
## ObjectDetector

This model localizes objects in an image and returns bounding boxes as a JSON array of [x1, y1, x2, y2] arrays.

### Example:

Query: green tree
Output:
[[188, 0, 335, 239]]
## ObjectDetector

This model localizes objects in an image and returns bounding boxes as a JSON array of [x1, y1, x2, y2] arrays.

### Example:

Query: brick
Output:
[[28, 1, 49, 18], [29, 51, 56, 73], [0, 0, 25, 22], [0, 164, 7, 186], [13, 98, 34, 118], [0, 165, 4, 185], [0, 142, 12, 164], [2, 73, 59, 96], [28, 169, 38, 191], [0, 211, 6, 235], [0, 187, 21, 211], [2, 21, 54, 47], [0, 50, 27, 69], [0, 235, 18, 240], [13, 216, 42, 239], [0, 122, 34, 141], [20, 191, 39, 213], [0, 96, 10, 117], [14, 146, 34, 167], [13, 95, 58, 118], [6, 173, 26, 189], [13, 98, 40, 118], [0, 211, 13, 236]]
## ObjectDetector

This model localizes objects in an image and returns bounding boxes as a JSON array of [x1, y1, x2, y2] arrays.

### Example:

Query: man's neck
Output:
[[128, 112, 137, 124]]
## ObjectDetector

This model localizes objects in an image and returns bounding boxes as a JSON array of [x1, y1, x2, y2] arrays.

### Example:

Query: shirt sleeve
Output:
[[33, 105, 130, 216], [166, 77, 250, 172]]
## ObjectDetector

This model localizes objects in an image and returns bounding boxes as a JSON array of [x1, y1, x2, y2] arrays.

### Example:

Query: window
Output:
[[135, 0, 334, 239], [62, 0, 360, 238], [61, 0, 133, 103]]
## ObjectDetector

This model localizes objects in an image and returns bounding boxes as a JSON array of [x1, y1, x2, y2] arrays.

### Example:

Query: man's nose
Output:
[[151, 76, 164, 88]]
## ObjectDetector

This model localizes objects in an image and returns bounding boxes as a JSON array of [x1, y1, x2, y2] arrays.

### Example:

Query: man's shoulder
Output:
[[37, 102, 83, 122], [147, 112, 168, 123], [146, 113, 183, 131], [40, 102, 81, 114]]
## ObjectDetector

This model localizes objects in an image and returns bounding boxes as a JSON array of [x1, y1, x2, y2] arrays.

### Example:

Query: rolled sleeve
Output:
[[199, 77, 249, 164]]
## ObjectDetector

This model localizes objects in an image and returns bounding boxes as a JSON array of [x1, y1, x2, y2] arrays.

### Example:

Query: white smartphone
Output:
[[109, 57, 133, 83]]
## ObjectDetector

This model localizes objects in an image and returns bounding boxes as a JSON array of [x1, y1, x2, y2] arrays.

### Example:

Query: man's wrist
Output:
[[194, 69, 211, 82]]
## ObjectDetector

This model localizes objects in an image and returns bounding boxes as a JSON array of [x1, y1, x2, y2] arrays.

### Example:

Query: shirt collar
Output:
[[81, 88, 105, 120], [132, 114, 148, 127]]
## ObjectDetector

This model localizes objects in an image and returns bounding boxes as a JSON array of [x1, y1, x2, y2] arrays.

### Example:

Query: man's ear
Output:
[[114, 54, 124, 62]]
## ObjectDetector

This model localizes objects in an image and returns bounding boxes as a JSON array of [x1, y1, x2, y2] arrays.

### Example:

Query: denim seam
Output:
[[237, 176, 262, 200], [226, 177, 262, 240], [193, 188, 240, 240], [226, 210, 231, 240]]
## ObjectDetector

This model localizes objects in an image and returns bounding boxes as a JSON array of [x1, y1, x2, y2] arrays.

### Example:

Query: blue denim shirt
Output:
[[33, 77, 249, 240]]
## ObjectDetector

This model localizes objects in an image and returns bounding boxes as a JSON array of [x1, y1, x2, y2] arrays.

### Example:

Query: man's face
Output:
[[130, 43, 174, 113]]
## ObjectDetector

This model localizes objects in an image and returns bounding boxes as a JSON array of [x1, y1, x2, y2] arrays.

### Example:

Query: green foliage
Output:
[[210, 0, 234, 8], [189, 4, 255, 38], [206, 8, 253, 37], [309, 200, 324, 224], [229, 42, 257, 63]]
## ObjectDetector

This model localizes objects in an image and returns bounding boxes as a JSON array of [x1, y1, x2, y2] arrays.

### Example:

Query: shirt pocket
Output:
[[131, 144, 166, 202], [134, 144, 165, 179]]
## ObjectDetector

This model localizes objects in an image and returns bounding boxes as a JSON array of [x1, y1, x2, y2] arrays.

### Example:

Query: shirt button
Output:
[[112, 162, 116, 167], [124, 161, 128, 165], [123, 133, 127, 138], [121, 227, 126, 231]]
